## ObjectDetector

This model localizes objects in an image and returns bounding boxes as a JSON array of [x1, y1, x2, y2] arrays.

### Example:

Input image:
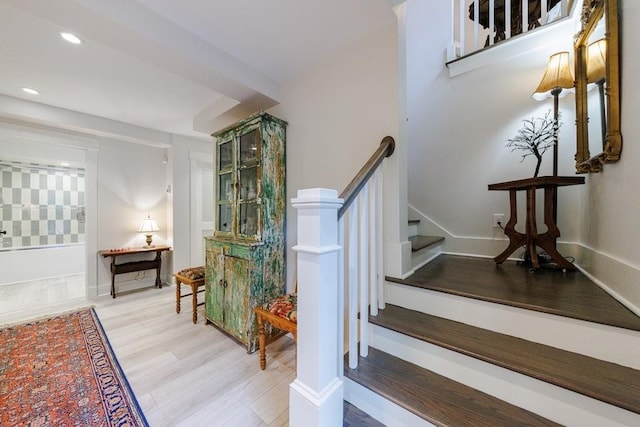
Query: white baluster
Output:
[[348, 201, 359, 369], [506, 0, 512, 39], [338, 215, 345, 377], [369, 173, 378, 317], [458, 0, 466, 57], [489, 0, 495, 46], [474, 0, 480, 51], [522, 0, 528, 32], [376, 168, 385, 310], [359, 186, 369, 358], [541, 0, 548, 26]]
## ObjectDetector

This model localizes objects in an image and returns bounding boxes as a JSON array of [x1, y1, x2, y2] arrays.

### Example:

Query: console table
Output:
[[488, 176, 584, 270], [99, 245, 171, 298]]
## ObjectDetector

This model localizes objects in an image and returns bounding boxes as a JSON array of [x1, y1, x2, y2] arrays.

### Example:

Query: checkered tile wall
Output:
[[0, 161, 85, 249]]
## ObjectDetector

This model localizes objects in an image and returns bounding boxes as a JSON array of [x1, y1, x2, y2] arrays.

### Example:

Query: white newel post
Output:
[[290, 188, 344, 427]]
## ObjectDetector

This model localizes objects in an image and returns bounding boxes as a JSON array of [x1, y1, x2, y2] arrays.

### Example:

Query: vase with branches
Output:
[[506, 110, 559, 177]]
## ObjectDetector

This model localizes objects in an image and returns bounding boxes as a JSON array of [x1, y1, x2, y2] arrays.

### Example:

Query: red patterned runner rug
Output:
[[0, 308, 148, 426]]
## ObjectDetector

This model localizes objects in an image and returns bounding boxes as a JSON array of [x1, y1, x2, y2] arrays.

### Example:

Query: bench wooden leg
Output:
[[256, 313, 266, 370], [176, 280, 181, 314], [191, 283, 198, 324]]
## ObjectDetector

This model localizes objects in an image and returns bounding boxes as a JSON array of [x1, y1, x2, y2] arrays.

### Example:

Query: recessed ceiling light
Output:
[[22, 87, 40, 95], [60, 32, 82, 45], [61, 162, 70, 167]]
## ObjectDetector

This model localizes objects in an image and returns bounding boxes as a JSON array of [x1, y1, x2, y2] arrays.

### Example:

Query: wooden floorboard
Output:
[[370, 304, 640, 415], [387, 254, 640, 331], [345, 347, 561, 427]]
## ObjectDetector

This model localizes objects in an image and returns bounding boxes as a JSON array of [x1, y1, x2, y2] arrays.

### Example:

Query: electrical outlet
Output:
[[493, 213, 504, 227]]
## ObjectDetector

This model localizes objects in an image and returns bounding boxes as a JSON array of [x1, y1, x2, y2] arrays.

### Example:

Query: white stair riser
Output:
[[369, 325, 640, 427], [344, 377, 434, 427], [409, 244, 442, 274], [385, 281, 640, 369], [408, 223, 419, 238]]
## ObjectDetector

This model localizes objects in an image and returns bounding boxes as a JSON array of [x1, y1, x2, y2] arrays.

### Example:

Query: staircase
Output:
[[343, 254, 640, 426]]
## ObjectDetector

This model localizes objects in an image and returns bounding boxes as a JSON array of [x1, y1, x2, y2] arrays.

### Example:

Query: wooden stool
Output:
[[174, 267, 205, 324]]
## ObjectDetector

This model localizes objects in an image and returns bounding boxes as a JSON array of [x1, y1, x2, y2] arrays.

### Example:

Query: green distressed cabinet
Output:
[[205, 112, 287, 353]]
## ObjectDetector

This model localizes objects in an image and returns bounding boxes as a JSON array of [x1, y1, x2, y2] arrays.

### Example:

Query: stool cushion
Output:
[[177, 267, 204, 280], [262, 293, 297, 323]]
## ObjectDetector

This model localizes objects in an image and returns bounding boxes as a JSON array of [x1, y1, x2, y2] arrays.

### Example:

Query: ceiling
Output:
[[0, 0, 396, 140]]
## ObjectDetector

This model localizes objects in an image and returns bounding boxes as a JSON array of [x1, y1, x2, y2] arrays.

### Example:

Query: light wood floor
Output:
[[0, 280, 297, 427]]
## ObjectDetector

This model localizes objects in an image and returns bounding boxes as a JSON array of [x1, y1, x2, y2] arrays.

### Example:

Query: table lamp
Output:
[[531, 51, 575, 177], [138, 215, 159, 248]]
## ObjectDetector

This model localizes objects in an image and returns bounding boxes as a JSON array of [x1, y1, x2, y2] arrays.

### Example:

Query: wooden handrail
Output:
[[338, 136, 395, 219]]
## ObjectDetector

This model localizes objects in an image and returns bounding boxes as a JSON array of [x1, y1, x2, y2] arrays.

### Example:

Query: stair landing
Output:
[[386, 254, 640, 332]]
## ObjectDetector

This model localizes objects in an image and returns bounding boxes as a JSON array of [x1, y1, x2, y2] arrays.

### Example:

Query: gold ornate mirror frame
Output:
[[574, 0, 622, 173]]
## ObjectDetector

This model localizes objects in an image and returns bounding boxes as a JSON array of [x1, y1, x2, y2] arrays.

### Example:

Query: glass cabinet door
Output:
[[215, 127, 262, 239], [217, 139, 234, 234]]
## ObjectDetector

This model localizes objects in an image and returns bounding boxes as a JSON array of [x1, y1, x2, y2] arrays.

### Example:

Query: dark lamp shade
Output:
[[532, 51, 575, 101]]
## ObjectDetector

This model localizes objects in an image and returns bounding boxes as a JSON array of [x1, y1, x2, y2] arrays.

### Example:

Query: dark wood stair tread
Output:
[[385, 255, 640, 332], [409, 235, 444, 252], [408, 219, 421, 224], [370, 304, 640, 415], [344, 401, 385, 426], [345, 347, 560, 426]]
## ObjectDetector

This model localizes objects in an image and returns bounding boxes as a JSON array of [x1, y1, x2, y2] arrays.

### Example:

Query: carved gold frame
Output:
[[574, 0, 622, 173]]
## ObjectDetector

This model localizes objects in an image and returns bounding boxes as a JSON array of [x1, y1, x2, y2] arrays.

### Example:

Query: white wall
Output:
[[94, 136, 171, 295], [270, 24, 399, 292], [169, 134, 213, 273]]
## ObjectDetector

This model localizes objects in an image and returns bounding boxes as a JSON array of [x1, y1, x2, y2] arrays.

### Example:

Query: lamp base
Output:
[[144, 234, 155, 248]]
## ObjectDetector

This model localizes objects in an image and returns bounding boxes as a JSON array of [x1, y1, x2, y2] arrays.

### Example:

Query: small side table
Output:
[[99, 245, 171, 298], [174, 267, 205, 324], [488, 176, 585, 270]]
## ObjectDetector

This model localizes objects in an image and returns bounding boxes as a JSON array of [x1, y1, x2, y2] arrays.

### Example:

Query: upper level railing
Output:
[[451, 0, 571, 59], [289, 137, 395, 427]]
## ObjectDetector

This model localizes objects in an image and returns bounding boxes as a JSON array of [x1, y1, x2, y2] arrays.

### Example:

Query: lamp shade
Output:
[[587, 38, 607, 84], [532, 51, 575, 100], [138, 215, 159, 233]]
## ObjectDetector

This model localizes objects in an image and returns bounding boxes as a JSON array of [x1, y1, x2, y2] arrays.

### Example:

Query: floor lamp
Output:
[[531, 51, 574, 225]]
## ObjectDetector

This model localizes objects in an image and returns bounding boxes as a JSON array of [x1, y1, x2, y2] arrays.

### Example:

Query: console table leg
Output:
[[110, 260, 116, 298]]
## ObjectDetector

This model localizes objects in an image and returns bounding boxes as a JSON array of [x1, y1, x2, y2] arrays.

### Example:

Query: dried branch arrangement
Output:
[[506, 110, 559, 177]]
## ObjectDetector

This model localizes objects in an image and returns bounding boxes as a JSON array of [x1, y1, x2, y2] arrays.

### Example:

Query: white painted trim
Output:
[[290, 377, 344, 408], [292, 245, 342, 255]]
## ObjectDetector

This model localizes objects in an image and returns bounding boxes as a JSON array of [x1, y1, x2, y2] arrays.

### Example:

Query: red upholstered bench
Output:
[[174, 266, 205, 324]]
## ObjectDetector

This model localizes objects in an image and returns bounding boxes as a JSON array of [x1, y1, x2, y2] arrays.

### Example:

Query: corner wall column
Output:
[[290, 188, 344, 427]]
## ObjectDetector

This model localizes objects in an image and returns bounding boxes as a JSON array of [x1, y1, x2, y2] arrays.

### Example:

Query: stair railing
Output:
[[338, 136, 395, 371], [289, 136, 394, 427], [451, 0, 570, 59]]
